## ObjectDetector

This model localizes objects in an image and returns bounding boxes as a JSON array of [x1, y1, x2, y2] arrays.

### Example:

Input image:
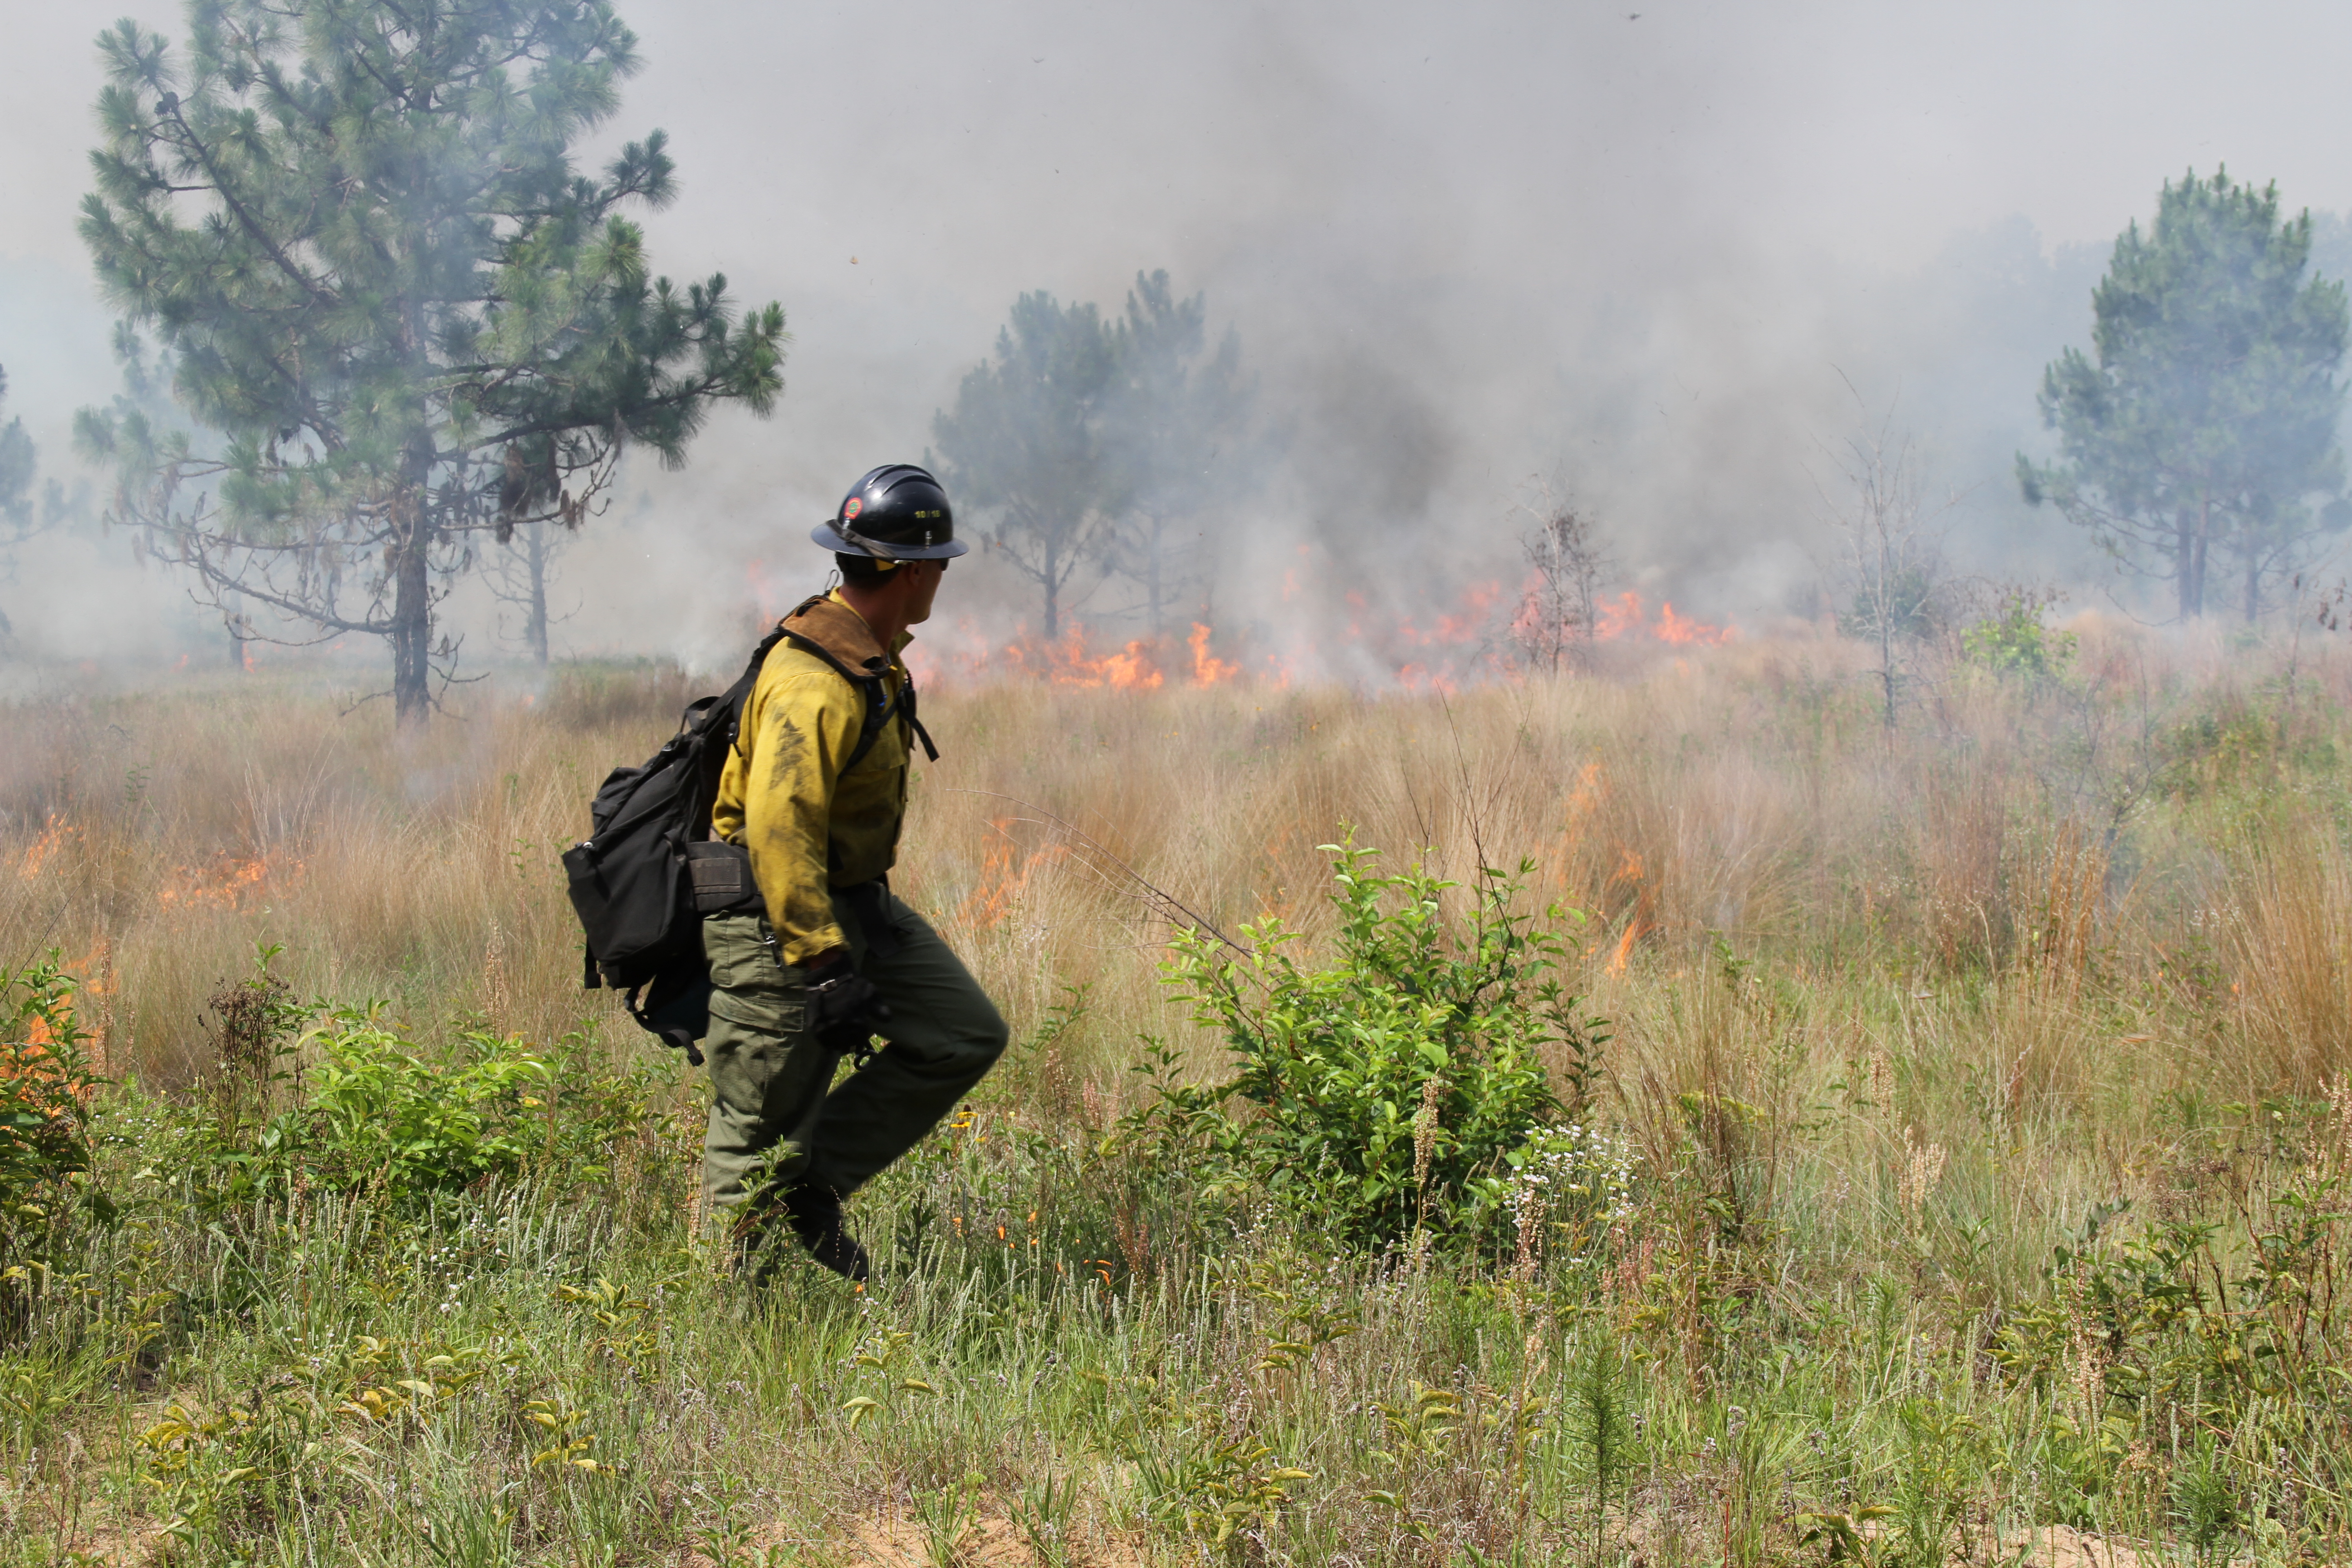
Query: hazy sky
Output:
[[7, 0, 2352, 667]]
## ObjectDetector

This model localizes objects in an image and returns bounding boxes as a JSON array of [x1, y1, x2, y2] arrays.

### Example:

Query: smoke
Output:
[[7, 0, 2352, 680]]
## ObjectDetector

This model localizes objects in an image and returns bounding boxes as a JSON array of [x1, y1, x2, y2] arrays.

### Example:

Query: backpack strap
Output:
[[776, 594, 938, 769], [660, 623, 791, 844], [725, 625, 792, 761], [902, 669, 940, 762]]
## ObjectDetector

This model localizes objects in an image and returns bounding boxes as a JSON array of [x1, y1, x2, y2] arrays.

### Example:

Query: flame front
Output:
[[156, 852, 303, 913], [880, 566, 1735, 691], [919, 621, 1259, 691]]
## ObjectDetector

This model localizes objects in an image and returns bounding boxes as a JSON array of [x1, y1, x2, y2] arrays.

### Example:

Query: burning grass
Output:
[[5, 617, 2352, 1563]]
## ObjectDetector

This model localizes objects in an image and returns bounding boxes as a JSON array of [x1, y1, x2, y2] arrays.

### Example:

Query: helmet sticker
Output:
[[843, 498, 864, 520]]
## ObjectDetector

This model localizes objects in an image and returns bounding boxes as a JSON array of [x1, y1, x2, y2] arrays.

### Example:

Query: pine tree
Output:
[[75, 0, 785, 721], [0, 369, 35, 539], [0, 365, 62, 642], [1100, 271, 1260, 638], [931, 293, 1119, 639], [2019, 169, 2348, 621]]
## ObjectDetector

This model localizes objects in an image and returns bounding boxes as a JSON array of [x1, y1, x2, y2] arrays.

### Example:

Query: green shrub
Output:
[[0, 956, 108, 1269], [158, 1005, 669, 1209], [300, 1010, 557, 1195], [1961, 590, 2076, 679], [1154, 837, 1606, 1252], [2150, 688, 2338, 800]]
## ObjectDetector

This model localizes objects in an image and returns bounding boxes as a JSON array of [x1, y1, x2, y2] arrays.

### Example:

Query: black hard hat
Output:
[[811, 464, 968, 560]]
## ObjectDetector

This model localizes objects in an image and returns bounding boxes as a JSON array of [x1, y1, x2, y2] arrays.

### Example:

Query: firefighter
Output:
[[702, 464, 1005, 1281]]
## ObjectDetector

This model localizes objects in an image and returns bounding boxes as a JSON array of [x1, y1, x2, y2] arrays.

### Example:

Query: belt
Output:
[[696, 842, 902, 962]]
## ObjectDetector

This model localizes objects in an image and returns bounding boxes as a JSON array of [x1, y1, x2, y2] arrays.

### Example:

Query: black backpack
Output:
[[562, 603, 934, 1064]]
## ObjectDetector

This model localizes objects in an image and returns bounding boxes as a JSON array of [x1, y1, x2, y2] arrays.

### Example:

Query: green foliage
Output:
[[1567, 1329, 1638, 1558], [1961, 591, 2078, 679], [2150, 684, 2338, 799], [132, 1328, 524, 1548], [1152, 837, 1602, 1251], [0, 957, 108, 1270], [0, 367, 36, 534], [157, 1005, 666, 1209], [2020, 168, 2349, 620], [1987, 1179, 2351, 1530], [302, 1014, 554, 1196], [1141, 1433, 1313, 1548], [76, 0, 786, 721]]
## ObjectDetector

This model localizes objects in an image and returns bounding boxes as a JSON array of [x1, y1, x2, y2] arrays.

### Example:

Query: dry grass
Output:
[[14, 618, 2352, 1563], [3, 620, 2349, 1113]]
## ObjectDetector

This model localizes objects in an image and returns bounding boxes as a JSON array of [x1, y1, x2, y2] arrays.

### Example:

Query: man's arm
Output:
[[739, 671, 861, 966]]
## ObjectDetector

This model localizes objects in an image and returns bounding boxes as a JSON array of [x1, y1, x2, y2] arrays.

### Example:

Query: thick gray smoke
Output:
[[7, 0, 2352, 680]]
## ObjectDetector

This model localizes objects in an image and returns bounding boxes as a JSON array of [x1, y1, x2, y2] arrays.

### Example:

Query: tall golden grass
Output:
[[2, 618, 2348, 1138]]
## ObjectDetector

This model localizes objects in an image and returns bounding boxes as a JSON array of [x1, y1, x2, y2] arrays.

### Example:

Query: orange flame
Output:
[[1594, 592, 1734, 647], [17, 815, 82, 880], [998, 625, 1165, 689], [1607, 920, 1648, 977], [155, 852, 303, 913], [898, 573, 1733, 691], [1566, 762, 1607, 820], [951, 822, 1073, 932], [1397, 579, 1504, 650], [919, 620, 1256, 691], [1188, 623, 1241, 686], [743, 559, 785, 622]]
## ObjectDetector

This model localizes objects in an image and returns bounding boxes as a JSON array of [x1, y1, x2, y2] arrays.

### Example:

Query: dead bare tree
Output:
[[1513, 481, 1612, 673], [486, 516, 580, 668], [1819, 395, 1960, 730]]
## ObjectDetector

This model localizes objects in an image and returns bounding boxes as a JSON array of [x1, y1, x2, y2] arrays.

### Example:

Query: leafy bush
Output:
[[2150, 688, 2338, 800], [301, 1012, 558, 1195], [0, 956, 108, 1267], [1962, 590, 2076, 679], [158, 1005, 669, 1209], [1154, 838, 1607, 1251]]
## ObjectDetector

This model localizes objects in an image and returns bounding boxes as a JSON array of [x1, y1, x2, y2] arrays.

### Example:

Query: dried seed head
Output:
[[1412, 1077, 1446, 1193]]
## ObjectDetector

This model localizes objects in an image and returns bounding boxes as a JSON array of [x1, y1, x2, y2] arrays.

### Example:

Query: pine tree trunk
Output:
[[526, 520, 550, 667], [1878, 575, 1896, 730], [2245, 554, 2260, 624], [2177, 508, 2196, 620], [2190, 490, 2212, 617], [1146, 516, 1165, 642], [1042, 536, 1061, 639], [390, 491, 433, 727]]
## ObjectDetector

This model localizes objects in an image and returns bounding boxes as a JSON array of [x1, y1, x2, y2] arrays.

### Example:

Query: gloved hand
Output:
[[804, 950, 891, 1040]]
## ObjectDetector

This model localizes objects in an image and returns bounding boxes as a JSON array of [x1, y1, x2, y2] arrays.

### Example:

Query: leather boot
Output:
[[782, 1182, 870, 1283]]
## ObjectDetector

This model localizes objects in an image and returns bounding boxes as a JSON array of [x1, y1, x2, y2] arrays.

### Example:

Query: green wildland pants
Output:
[[700, 891, 1007, 1218]]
